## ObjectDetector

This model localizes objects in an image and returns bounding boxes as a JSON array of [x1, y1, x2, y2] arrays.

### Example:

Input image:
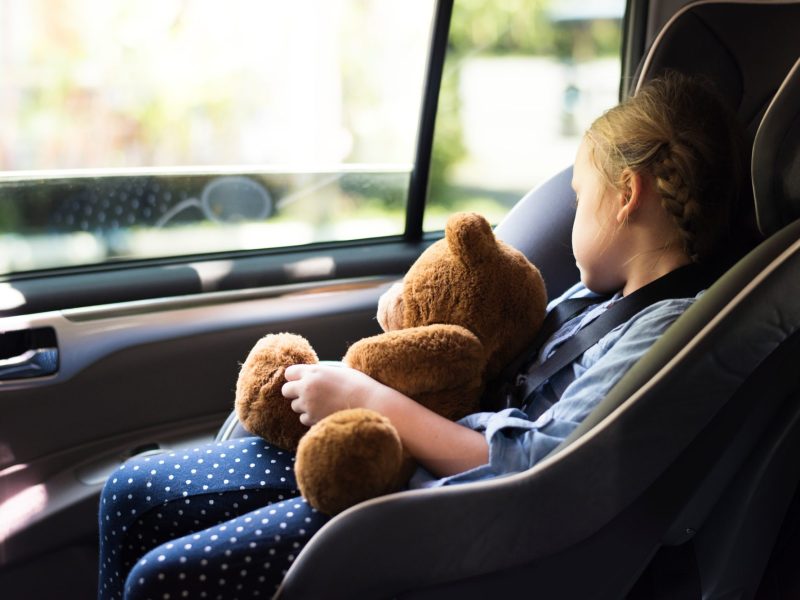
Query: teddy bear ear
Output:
[[445, 212, 497, 264]]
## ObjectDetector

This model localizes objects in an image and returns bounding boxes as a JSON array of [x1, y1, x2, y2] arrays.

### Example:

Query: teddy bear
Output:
[[234, 212, 547, 514]]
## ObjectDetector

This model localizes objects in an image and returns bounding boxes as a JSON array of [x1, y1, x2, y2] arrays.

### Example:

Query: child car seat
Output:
[[273, 54, 800, 600]]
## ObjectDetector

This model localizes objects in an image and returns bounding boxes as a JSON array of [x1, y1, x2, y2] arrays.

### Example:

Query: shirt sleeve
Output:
[[408, 296, 696, 489]]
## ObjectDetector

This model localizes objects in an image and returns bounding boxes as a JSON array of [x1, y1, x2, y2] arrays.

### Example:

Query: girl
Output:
[[98, 72, 745, 599]]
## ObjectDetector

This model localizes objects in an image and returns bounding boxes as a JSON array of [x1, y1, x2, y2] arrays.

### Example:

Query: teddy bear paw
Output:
[[235, 332, 318, 450], [295, 408, 405, 515]]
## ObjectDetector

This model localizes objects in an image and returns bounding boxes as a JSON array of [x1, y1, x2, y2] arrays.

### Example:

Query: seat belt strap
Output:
[[483, 295, 607, 410], [506, 263, 717, 410]]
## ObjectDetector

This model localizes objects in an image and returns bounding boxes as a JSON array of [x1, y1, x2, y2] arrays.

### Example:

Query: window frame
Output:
[[0, 1, 453, 313], [404, 0, 453, 242], [0, 0, 638, 317]]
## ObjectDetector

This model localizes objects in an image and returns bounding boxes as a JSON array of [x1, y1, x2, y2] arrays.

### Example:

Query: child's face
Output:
[[571, 139, 628, 293]]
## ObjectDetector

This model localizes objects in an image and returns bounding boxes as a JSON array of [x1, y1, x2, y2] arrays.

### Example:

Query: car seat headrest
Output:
[[752, 58, 800, 237], [635, 2, 800, 145]]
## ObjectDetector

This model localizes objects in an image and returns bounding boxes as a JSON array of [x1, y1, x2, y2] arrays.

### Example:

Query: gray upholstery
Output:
[[214, 409, 248, 442], [494, 166, 579, 300], [634, 1, 800, 140], [752, 58, 800, 237]]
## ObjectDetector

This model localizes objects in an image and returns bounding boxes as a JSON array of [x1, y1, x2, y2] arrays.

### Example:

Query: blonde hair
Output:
[[586, 71, 745, 263]]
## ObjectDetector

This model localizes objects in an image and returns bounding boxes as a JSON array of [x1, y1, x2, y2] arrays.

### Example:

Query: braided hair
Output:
[[586, 71, 745, 263]]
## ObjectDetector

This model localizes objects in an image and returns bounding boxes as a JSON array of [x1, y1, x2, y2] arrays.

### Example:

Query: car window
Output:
[[425, 0, 626, 230], [0, 1, 435, 275]]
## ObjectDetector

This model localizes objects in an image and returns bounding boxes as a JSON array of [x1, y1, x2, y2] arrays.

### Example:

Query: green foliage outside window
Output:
[[427, 0, 623, 223]]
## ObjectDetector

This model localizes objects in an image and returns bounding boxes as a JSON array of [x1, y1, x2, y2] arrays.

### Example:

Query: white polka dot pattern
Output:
[[98, 437, 328, 599]]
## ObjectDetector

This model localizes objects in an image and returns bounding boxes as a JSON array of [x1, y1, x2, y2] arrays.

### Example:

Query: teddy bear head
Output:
[[377, 212, 546, 380]]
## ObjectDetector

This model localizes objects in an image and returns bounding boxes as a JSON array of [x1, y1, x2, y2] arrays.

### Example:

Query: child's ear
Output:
[[616, 169, 643, 223]]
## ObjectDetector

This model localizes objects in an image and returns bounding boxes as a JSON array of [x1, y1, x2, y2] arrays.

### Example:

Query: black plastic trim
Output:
[[404, 0, 454, 241], [0, 238, 434, 317], [621, 0, 649, 99]]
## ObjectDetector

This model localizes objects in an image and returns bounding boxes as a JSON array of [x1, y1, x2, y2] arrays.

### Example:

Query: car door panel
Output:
[[0, 240, 426, 317], [0, 244, 424, 586]]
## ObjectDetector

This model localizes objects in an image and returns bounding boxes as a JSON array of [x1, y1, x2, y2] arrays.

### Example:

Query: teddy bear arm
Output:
[[235, 332, 318, 450], [344, 324, 486, 406]]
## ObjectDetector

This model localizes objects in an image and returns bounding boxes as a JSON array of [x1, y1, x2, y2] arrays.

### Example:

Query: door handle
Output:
[[0, 327, 59, 380]]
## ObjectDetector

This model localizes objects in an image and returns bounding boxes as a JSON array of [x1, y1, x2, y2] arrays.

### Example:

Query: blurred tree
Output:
[[429, 0, 550, 206], [428, 0, 622, 209], [0, 198, 21, 233], [428, 64, 467, 208], [448, 0, 552, 55]]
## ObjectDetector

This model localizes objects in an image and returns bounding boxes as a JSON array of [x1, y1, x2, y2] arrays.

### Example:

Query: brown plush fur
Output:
[[401, 212, 547, 379], [234, 212, 546, 515], [344, 324, 485, 420], [235, 333, 318, 451], [295, 408, 404, 516]]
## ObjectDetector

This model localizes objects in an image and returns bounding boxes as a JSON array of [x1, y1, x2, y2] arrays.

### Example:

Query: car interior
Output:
[[1, 1, 800, 599]]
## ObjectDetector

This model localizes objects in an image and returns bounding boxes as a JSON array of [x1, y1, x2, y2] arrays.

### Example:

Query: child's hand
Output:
[[282, 364, 379, 426], [284, 363, 489, 477]]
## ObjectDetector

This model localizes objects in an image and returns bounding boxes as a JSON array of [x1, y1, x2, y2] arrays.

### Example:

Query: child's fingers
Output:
[[290, 396, 315, 427], [282, 379, 299, 400], [283, 364, 308, 381], [289, 397, 305, 414]]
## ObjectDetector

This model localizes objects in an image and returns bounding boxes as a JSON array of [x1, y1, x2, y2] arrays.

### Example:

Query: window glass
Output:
[[425, 0, 626, 230], [0, 0, 435, 274]]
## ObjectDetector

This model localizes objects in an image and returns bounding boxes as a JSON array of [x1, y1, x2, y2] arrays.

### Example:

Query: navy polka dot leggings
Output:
[[98, 437, 330, 600]]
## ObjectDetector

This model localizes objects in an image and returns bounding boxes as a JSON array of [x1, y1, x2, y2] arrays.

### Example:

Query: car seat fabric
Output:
[[633, 1, 800, 141], [751, 58, 800, 237], [493, 166, 579, 300]]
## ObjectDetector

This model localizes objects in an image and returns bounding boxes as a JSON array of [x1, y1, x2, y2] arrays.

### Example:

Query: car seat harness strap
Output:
[[497, 262, 718, 411]]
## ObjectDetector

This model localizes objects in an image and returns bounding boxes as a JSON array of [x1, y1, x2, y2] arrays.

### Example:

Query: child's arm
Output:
[[282, 364, 489, 478]]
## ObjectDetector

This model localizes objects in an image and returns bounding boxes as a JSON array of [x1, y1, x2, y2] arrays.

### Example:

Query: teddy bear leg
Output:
[[295, 408, 405, 515], [235, 332, 318, 451]]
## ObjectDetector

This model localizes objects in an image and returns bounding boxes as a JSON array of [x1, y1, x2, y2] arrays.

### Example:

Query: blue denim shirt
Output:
[[409, 281, 700, 489]]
